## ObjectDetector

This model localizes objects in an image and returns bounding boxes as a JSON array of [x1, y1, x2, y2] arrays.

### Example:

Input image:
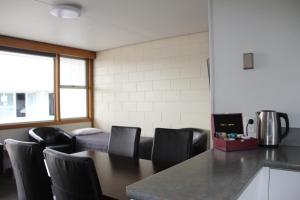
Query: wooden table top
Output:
[[72, 150, 168, 200]]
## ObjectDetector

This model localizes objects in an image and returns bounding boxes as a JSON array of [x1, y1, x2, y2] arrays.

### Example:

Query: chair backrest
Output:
[[29, 127, 71, 145], [4, 139, 53, 200], [30, 127, 57, 142], [43, 148, 103, 200], [179, 128, 208, 155], [0, 143, 3, 174], [108, 126, 141, 159], [151, 128, 193, 166]]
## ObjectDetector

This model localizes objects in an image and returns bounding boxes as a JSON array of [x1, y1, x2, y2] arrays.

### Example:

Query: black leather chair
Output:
[[108, 126, 141, 159], [151, 128, 193, 166], [0, 143, 3, 174], [137, 129, 208, 160], [179, 128, 208, 156], [29, 127, 75, 153], [43, 148, 103, 200], [4, 139, 53, 200]]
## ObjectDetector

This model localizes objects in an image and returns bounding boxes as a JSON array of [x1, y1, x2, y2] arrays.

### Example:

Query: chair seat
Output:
[[47, 144, 72, 153]]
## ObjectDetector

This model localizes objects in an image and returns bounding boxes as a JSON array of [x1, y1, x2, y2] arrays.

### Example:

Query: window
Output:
[[0, 50, 54, 124], [0, 45, 93, 127], [60, 57, 87, 119]]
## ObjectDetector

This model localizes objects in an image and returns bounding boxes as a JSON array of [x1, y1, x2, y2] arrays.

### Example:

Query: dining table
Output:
[[72, 150, 169, 200]]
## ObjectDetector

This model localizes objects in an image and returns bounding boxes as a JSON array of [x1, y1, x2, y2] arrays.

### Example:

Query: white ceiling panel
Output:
[[0, 0, 208, 51]]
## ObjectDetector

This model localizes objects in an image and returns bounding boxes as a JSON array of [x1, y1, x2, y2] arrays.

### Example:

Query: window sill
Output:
[[0, 118, 92, 130]]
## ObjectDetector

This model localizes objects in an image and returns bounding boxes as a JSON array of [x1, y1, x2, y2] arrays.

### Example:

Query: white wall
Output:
[[0, 122, 91, 144], [210, 0, 300, 127], [94, 33, 210, 137]]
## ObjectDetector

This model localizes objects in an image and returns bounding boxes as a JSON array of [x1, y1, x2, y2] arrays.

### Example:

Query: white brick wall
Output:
[[94, 32, 210, 137]]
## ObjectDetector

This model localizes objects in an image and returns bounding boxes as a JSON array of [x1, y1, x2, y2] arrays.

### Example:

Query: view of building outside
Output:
[[0, 50, 54, 124]]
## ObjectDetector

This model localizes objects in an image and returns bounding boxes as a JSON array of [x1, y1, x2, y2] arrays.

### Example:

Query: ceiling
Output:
[[0, 0, 208, 51]]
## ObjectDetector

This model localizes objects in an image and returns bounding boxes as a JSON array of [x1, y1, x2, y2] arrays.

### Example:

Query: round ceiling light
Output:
[[50, 4, 81, 19]]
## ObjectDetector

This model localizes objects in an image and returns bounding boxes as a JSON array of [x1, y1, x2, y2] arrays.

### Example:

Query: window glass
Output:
[[60, 57, 86, 86], [0, 93, 14, 121], [48, 93, 55, 116], [0, 50, 54, 124], [60, 57, 87, 119], [16, 93, 26, 117], [60, 89, 87, 118], [0, 93, 13, 106]]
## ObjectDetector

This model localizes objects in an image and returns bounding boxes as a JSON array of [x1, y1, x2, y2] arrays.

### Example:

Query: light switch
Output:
[[243, 53, 254, 70]]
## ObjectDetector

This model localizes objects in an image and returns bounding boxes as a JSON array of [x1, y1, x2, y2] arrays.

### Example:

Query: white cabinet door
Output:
[[269, 169, 300, 200], [237, 167, 269, 200]]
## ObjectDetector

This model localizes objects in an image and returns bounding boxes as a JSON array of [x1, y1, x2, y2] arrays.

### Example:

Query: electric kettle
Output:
[[256, 110, 289, 146]]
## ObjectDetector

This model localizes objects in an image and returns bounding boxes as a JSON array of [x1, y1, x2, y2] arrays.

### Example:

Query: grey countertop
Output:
[[126, 146, 300, 200]]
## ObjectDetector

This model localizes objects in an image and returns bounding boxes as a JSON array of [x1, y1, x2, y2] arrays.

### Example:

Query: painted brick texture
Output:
[[94, 32, 210, 137]]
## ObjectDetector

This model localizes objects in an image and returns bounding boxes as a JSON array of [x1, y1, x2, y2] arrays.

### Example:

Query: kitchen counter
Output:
[[126, 146, 300, 200]]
